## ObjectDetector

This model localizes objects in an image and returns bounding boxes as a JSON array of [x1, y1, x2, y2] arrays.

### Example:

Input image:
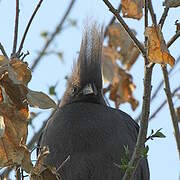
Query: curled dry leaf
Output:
[[163, 0, 180, 7], [0, 103, 30, 171], [121, 0, 143, 20], [145, 25, 175, 67], [109, 66, 138, 110], [10, 58, 32, 85], [107, 23, 140, 70], [27, 89, 57, 109]]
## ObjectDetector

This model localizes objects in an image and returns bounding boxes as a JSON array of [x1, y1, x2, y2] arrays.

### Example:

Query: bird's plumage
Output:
[[38, 25, 150, 180]]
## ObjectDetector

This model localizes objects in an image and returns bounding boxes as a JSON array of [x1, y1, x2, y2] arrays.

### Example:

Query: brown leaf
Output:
[[107, 23, 140, 70], [10, 58, 32, 85], [163, 0, 180, 7], [121, 0, 143, 20], [145, 25, 175, 67], [0, 104, 29, 170], [102, 47, 120, 82], [109, 67, 138, 110], [27, 89, 57, 109]]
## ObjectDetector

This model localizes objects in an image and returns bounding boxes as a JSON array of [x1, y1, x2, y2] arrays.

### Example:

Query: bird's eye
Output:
[[72, 87, 78, 95]]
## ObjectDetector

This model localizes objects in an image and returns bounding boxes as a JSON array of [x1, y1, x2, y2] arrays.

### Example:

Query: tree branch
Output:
[[158, 7, 169, 28], [123, 65, 153, 180], [17, 0, 44, 57], [162, 66, 180, 158], [135, 55, 180, 122], [167, 31, 180, 48], [12, 0, 20, 57], [102, 0, 146, 58], [148, 0, 157, 25], [149, 86, 180, 121], [0, 43, 9, 59], [30, 0, 76, 71]]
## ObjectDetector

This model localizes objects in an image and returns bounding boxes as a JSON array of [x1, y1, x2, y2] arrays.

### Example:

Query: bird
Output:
[[38, 24, 150, 180]]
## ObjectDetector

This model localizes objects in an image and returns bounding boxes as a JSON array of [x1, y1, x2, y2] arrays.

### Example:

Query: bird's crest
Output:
[[60, 24, 104, 107]]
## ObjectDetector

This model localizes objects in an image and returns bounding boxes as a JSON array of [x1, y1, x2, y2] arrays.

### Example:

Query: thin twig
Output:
[[104, 3, 122, 37], [12, 0, 20, 57], [135, 55, 180, 122], [122, 65, 153, 180], [30, 0, 76, 71], [158, 7, 169, 28], [15, 166, 21, 180], [102, 0, 146, 58], [144, 0, 148, 65], [149, 86, 180, 121], [17, 0, 44, 57], [148, 0, 157, 25], [167, 31, 180, 48], [0, 43, 9, 59], [162, 65, 180, 158]]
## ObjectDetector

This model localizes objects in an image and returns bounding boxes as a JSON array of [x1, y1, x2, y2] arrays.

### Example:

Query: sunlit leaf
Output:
[[121, 0, 143, 20], [145, 25, 175, 67]]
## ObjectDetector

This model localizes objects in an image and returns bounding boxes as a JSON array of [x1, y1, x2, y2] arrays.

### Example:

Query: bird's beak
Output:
[[82, 83, 98, 96]]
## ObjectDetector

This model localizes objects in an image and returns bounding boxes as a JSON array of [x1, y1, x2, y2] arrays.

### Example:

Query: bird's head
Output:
[[60, 24, 106, 107]]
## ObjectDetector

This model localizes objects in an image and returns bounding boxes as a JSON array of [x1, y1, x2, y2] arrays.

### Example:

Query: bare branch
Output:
[[158, 7, 169, 28], [162, 66, 180, 158], [144, 0, 148, 65], [0, 42, 9, 59], [11, 0, 20, 57], [30, 0, 76, 71], [167, 31, 180, 48], [148, 0, 157, 25], [122, 65, 153, 180], [102, 0, 146, 58], [135, 55, 180, 122], [149, 86, 180, 121], [17, 0, 44, 57]]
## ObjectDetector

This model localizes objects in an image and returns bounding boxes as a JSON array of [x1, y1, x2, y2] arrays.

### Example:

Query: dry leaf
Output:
[[107, 23, 140, 70], [163, 0, 180, 7], [121, 0, 143, 20], [10, 58, 32, 85], [145, 25, 175, 67], [109, 67, 138, 110], [27, 89, 57, 109], [30, 147, 60, 180], [102, 47, 120, 83]]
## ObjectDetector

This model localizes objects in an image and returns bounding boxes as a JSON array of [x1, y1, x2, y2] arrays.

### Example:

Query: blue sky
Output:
[[0, 0, 180, 179]]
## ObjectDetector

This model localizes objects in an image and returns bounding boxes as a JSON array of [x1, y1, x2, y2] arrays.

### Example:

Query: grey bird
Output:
[[38, 25, 150, 180]]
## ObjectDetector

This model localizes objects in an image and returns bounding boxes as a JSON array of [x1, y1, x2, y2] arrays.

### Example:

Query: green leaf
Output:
[[152, 128, 166, 138], [27, 89, 57, 109], [40, 31, 48, 38], [57, 52, 63, 61], [49, 86, 56, 96], [68, 19, 77, 27], [141, 145, 149, 158]]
